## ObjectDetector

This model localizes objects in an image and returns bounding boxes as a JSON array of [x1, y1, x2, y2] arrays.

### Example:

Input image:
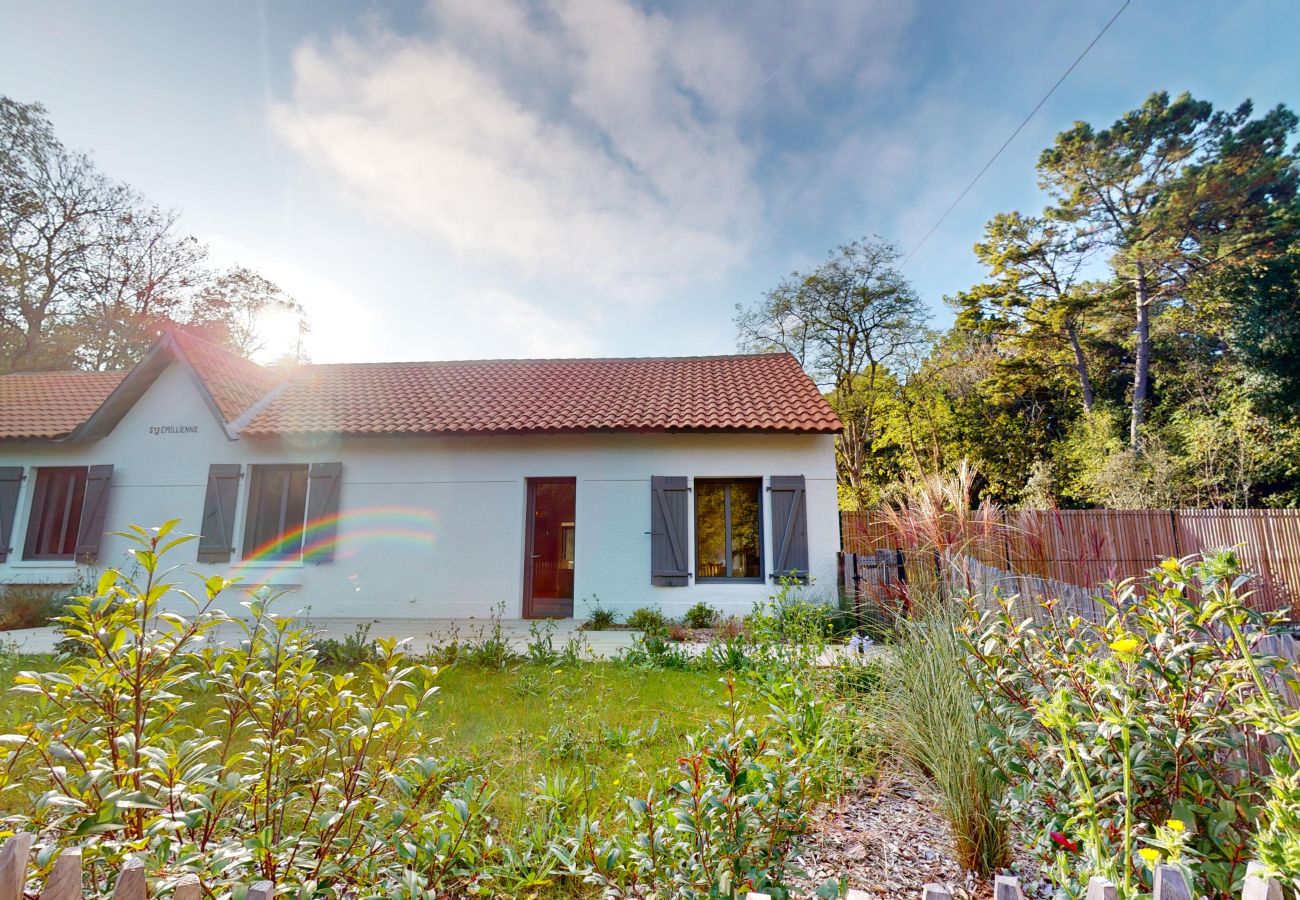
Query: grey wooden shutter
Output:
[[0, 467, 22, 563], [74, 464, 114, 563], [769, 475, 809, 582], [304, 462, 343, 564], [198, 464, 242, 563], [650, 476, 690, 586]]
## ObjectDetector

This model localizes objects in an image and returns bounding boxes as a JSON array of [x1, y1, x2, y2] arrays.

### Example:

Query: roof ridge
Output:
[[291, 351, 795, 369]]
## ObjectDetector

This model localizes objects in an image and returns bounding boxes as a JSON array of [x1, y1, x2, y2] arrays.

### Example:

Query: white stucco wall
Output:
[[0, 362, 840, 620]]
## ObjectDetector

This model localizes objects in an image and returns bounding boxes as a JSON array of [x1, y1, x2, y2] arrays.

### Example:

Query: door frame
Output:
[[522, 477, 577, 619]]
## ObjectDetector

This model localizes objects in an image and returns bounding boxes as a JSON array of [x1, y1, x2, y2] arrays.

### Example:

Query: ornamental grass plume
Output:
[[880, 460, 1008, 614]]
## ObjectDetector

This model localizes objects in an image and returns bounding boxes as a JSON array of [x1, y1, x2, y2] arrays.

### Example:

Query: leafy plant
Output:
[[964, 551, 1298, 896], [581, 595, 618, 630], [556, 673, 837, 898], [683, 601, 719, 630], [626, 606, 669, 635], [2, 521, 498, 897], [308, 620, 379, 667]]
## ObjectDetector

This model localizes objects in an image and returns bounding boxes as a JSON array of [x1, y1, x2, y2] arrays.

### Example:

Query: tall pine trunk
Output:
[[1130, 264, 1151, 450], [1065, 319, 1095, 413]]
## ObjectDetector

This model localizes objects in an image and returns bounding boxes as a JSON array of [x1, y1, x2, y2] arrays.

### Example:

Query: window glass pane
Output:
[[246, 465, 308, 559], [695, 481, 727, 579], [729, 480, 761, 579]]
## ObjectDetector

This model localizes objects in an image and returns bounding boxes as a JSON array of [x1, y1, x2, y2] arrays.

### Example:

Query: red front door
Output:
[[523, 478, 576, 618]]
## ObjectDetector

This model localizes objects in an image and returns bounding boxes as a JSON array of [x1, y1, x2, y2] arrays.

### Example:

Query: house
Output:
[[0, 331, 842, 620]]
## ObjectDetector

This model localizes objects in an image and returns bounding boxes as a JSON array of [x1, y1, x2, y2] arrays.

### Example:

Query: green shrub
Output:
[[682, 601, 719, 629], [554, 673, 842, 897], [616, 632, 692, 670], [3, 521, 495, 898], [581, 595, 618, 630], [626, 605, 668, 634], [964, 551, 1299, 896], [0, 583, 69, 630], [308, 620, 379, 667], [1256, 763, 1300, 891], [883, 608, 1009, 876]]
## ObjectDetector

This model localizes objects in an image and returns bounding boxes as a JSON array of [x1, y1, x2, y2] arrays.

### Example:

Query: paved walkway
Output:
[[2, 617, 648, 658]]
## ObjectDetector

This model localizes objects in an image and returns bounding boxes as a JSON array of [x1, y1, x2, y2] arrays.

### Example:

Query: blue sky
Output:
[[1, 1, 1296, 363]]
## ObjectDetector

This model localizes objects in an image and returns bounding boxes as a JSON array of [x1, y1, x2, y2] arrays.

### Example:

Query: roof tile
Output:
[[0, 336, 841, 440], [242, 353, 840, 436], [0, 371, 128, 440]]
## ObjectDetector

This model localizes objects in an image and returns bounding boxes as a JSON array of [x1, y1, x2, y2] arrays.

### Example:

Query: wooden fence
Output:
[[841, 508, 1300, 619], [744, 862, 1286, 899], [2, 832, 1286, 900], [0, 833, 271, 900]]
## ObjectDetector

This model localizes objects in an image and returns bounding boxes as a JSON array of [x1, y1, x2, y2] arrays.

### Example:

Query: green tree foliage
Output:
[[1038, 91, 1299, 450], [0, 97, 305, 371], [735, 237, 930, 509], [760, 91, 1300, 509]]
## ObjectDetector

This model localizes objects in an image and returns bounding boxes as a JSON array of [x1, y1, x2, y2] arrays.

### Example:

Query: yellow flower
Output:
[[1138, 848, 1160, 866], [1166, 819, 1186, 832], [1110, 637, 1142, 659], [553, 669, 563, 675], [612, 779, 620, 787], [626, 752, 635, 758]]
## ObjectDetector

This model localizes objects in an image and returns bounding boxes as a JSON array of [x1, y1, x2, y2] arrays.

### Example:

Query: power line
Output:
[[899, 0, 1130, 268]]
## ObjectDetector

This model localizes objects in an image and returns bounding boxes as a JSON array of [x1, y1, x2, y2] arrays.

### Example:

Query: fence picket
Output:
[[1084, 876, 1118, 900], [0, 832, 33, 900], [38, 849, 82, 900], [993, 874, 1025, 899], [246, 881, 274, 900], [110, 857, 146, 900], [171, 874, 201, 900], [1153, 864, 1194, 900], [1241, 861, 1284, 900]]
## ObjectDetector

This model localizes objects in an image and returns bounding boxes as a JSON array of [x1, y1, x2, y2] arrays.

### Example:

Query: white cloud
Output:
[[464, 289, 599, 357], [271, 0, 766, 297]]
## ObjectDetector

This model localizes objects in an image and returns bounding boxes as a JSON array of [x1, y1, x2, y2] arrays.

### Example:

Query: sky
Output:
[[1, 0, 1297, 363]]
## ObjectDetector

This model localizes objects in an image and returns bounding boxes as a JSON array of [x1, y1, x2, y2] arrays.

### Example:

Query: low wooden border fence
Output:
[[744, 863, 1286, 899], [1, 828, 1287, 900], [842, 508, 1300, 619]]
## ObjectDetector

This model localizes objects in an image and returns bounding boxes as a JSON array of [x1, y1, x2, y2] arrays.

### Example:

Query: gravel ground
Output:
[[785, 770, 1050, 899]]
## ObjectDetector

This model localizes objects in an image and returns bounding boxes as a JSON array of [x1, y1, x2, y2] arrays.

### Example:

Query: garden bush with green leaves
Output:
[[0, 522, 494, 898], [963, 551, 1300, 898], [0, 522, 870, 899]]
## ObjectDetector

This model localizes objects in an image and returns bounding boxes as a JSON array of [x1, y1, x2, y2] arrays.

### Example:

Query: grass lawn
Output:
[[0, 645, 749, 840]]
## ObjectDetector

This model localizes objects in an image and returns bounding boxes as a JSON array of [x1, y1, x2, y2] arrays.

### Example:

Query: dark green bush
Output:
[[308, 621, 379, 668], [626, 606, 668, 634], [682, 601, 718, 629]]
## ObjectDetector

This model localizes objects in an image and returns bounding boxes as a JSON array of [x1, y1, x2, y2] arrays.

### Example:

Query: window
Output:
[[23, 467, 89, 560], [694, 478, 762, 581], [243, 464, 309, 560]]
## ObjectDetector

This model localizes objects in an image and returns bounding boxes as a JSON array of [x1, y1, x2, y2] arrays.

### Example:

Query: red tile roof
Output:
[[242, 353, 841, 436], [171, 331, 284, 422], [0, 332, 841, 440], [0, 371, 127, 440]]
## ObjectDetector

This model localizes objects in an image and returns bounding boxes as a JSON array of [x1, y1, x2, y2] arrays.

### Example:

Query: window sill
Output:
[[236, 559, 305, 569], [5, 560, 78, 569], [695, 577, 766, 585]]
